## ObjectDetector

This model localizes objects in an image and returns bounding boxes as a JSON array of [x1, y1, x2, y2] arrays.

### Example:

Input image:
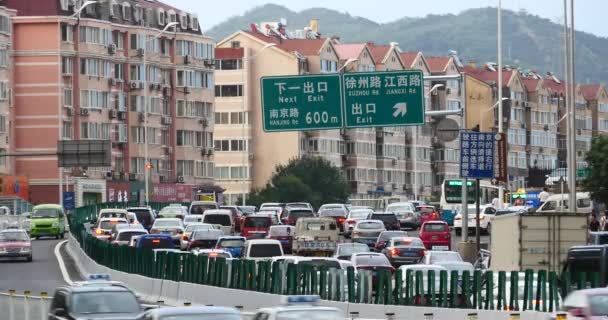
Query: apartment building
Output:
[[573, 85, 593, 168], [0, 6, 14, 177], [5, 0, 215, 205], [580, 84, 608, 138]]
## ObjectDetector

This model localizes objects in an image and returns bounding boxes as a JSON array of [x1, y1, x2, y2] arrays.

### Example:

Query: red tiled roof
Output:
[[543, 77, 566, 95], [244, 31, 327, 56], [580, 84, 601, 101], [215, 48, 244, 60], [460, 66, 514, 85], [334, 43, 366, 60], [426, 57, 451, 73], [522, 78, 540, 92], [399, 52, 419, 68], [368, 45, 391, 63]]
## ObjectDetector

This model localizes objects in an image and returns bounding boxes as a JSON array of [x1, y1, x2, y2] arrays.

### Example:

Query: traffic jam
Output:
[[88, 201, 466, 280]]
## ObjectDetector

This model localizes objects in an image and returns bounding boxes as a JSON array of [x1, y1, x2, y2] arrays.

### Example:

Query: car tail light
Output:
[[338, 217, 345, 223], [182, 234, 188, 240], [152, 239, 160, 244], [346, 219, 356, 225], [95, 228, 103, 235], [209, 252, 219, 257], [391, 248, 399, 256]]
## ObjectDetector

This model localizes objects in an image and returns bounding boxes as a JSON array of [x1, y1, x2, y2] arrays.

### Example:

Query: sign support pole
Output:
[[462, 179, 468, 242], [476, 178, 481, 254]]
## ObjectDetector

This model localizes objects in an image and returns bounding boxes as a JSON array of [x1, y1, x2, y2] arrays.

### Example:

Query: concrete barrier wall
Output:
[[66, 236, 552, 320]]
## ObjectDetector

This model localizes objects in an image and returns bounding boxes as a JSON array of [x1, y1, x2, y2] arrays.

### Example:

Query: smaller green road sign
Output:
[[342, 70, 425, 128], [261, 74, 343, 132]]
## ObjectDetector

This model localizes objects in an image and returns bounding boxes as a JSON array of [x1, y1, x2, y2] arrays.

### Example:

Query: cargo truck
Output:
[[490, 211, 588, 273], [292, 217, 339, 256]]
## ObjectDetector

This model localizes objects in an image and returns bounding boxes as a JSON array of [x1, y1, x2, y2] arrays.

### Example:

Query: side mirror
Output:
[[54, 308, 67, 317]]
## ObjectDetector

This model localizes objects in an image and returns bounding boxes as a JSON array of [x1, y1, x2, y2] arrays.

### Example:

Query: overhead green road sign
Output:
[[342, 70, 425, 128], [261, 74, 343, 132]]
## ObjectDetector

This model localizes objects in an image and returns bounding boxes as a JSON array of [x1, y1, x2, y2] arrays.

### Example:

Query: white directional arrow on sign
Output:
[[392, 102, 407, 117]]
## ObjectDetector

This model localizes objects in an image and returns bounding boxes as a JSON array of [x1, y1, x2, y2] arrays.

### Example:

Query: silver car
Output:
[[352, 220, 386, 247]]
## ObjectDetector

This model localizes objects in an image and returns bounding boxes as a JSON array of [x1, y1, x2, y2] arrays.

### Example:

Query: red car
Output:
[[417, 205, 442, 224], [419, 221, 451, 251], [0, 229, 32, 262], [241, 215, 272, 239], [266, 225, 294, 254]]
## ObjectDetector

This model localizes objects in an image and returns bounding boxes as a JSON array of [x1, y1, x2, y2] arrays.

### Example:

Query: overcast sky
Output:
[[163, 0, 608, 38]]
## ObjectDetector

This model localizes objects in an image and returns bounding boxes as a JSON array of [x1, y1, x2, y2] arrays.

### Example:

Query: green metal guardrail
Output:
[[70, 203, 600, 311]]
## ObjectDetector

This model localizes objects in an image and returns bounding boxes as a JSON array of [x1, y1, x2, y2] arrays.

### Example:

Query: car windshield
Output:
[[31, 209, 58, 218], [276, 310, 343, 320], [387, 205, 411, 212], [100, 212, 126, 219], [393, 238, 424, 247], [379, 231, 407, 241], [184, 216, 202, 223], [371, 214, 397, 223], [249, 244, 282, 258], [588, 294, 608, 316], [337, 244, 369, 255], [349, 211, 371, 219], [354, 254, 391, 267], [203, 215, 231, 226], [159, 207, 184, 215], [191, 204, 217, 215], [423, 224, 447, 232], [319, 209, 346, 217], [117, 231, 146, 241], [0, 231, 28, 242], [358, 222, 383, 230], [186, 225, 212, 233], [154, 220, 181, 228], [239, 207, 256, 215], [128, 209, 153, 226], [244, 217, 270, 228], [192, 231, 223, 240], [269, 227, 293, 236], [100, 220, 125, 230], [419, 207, 435, 215], [71, 291, 140, 315], [288, 210, 314, 219], [299, 259, 341, 269], [156, 314, 241, 320], [138, 237, 173, 249], [430, 252, 463, 263], [218, 239, 245, 248]]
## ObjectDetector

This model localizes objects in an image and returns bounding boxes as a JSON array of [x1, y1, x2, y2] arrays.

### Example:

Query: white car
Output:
[[342, 209, 374, 235], [144, 306, 241, 320], [202, 209, 234, 235], [111, 228, 148, 246], [453, 204, 497, 236], [183, 214, 204, 226], [252, 296, 344, 320], [150, 218, 185, 249], [422, 250, 472, 275], [183, 223, 214, 245]]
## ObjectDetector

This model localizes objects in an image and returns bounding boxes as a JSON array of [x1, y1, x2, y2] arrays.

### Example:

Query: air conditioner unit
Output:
[[207, 149, 214, 156], [391, 158, 397, 166], [164, 146, 173, 155], [130, 81, 141, 90], [129, 173, 137, 181], [184, 86, 191, 94], [392, 183, 397, 189], [138, 113, 145, 123], [523, 101, 530, 108], [446, 88, 452, 95], [117, 111, 126, 121], [539, 147, 544, 153], [200, 149, 206, 156], [108, 78, 116, 86], [109, 109, 117, 119], [149, 83, 156, 90], [80, 108, 89, 116], [105, 171, 113, 179], [248, 154, 254, 160], [177, 175, 185, 184], [520, 123, 526, 129], [108, 44, 116, 55], [66, 108, 74, 117], [525, 145, 531, 152], [137, 48, 145, 57], [161, 116, 172, 125], [515, 100, 520, 106], [162, 86, 171, 97], [200, 118, 208, 127], [156, 83, 162, 91], [577, 129, 582, 135], [204, 59, 215, 67], [184, 55, 191, 64], [543, 124, 549, 131]]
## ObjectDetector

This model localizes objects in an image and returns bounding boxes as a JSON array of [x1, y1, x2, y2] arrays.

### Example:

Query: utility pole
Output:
[[497, 0, 505, 209], [568, 0, 577, 212]]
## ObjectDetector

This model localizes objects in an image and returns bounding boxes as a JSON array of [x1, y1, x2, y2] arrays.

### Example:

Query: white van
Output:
[[537, 192, 592, 213], [243, 239, 284, 261], [202, 209, 233, 234], [189, 201, 219, 215]]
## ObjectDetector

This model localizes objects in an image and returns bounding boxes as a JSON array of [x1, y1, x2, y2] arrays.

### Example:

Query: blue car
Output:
[[136, 234, 175, 249], [215, 236, 246, 258]]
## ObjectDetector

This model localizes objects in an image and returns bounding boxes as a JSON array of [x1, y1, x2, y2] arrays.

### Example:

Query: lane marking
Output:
[[54, 240, 73, 286]]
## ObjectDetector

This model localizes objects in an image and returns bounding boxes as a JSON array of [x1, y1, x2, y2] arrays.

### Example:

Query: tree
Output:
[[582, 136, 608, 207], [246, 156, 351, 209]]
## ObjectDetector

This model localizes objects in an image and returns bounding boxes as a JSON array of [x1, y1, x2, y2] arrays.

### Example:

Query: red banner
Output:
[[496, 133, 508, 183], [152, 183, 193, 203]]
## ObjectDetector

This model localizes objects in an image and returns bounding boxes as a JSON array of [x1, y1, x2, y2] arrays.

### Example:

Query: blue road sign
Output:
[[63, 192, 75, 210], [459, 131, 495, 179]]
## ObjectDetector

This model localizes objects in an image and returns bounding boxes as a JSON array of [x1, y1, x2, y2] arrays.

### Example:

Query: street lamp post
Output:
[[497, 0, 506, 209], [337, 58, 358, 73], [241, 43, 276, 205], [143, 22, 178, 205], [480, 98, 510, 130], [70, 0, 97, 19]]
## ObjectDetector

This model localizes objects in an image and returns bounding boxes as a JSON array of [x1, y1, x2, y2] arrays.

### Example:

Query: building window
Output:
[[114, 31, 124, 49], [217, 59, 242, 70], [177, 160, 194, 177], [447, 100, 460, 111], [510, 107, 524, 122], [0, 16, 10, 34], [177, 70, 213, 88], [122, 2, 132, 20], [61, 23, 73, 42], [81, 122, 110, 139], [195, 161, 214, 178], [176, 40, 193, 56], [131, 157, 145, 174], [0, 81, 8, 100], [600, 119, 608, 131], [62, 121, 72, 139], [80, 90, 110, 109], [116, 124, 128, 142], [63, 88, 73, 107], [214, 85, 243, 97], [131, 126, 145, 144], [231, 41, 240, 49], [176, 130, 195, 146], [157, 8, 165, 26], [130, 34, 144, 50], [214, 139, 247, 152], [61, 57, 72, 74], [80, 58, 112, 77], [599, 103, 608, 113], [129, 64, 144, 81], [114, 63, 123, 80], [507, 128, 526, 146]]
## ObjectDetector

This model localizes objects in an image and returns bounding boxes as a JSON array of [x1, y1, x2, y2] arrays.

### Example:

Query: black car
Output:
[[281, 208, 315, 225], [368, 212, 401, 231], [126, 207, 155, 230], [48, 281, 142, 319]]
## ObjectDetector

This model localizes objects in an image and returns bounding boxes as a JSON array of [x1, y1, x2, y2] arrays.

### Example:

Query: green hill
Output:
[[206, 5, 608, 84]]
